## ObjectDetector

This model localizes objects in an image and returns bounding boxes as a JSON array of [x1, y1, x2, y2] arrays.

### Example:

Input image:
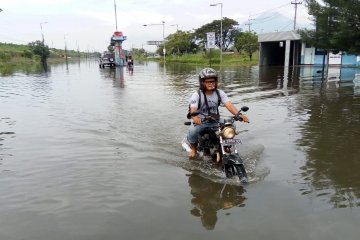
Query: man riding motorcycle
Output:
[[187, 67, 249, 159]]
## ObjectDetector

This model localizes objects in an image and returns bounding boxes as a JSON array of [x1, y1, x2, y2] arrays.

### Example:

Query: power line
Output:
[[250, 3, 290, 17], [252, 13, 284, 25], [279, 22, 293, 31]]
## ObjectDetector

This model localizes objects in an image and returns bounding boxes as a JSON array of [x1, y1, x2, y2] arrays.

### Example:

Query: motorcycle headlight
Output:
[[222, 126, 235, 139]]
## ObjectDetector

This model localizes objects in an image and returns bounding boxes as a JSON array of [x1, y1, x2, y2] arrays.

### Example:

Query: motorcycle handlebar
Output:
[[184, 117, 244, 126], [184, 106, 249, 125]]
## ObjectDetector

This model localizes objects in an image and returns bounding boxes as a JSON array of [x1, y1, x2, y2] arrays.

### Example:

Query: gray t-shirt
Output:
[[189, 89, 229, 120]]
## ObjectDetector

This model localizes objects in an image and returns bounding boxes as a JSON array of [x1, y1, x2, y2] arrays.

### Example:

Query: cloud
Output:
[[0, 0, 313, 52]]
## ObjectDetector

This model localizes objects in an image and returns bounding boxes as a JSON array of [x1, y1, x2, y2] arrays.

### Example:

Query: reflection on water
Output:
[[0, 62, 48, 76], [188, 173, 246, 230], [295, 81, 360, 208], [258, 65, 360, 208]]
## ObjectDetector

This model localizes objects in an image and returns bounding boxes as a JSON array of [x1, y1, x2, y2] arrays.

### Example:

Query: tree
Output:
[[164, 30, 195, 55], [131, 47, 147, 57], [28, 40, 50, 64], [107, 45, 114, 53], [235, 32, 258, 61], [193, 17, 240, 51], [298, 0, 360, 54]]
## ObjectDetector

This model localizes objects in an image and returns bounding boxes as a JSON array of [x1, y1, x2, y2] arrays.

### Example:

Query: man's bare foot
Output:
[[189, 154, 197, 160]]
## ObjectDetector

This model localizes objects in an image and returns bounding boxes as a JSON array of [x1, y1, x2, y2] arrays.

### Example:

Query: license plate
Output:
[[223, 139, 242, 145]]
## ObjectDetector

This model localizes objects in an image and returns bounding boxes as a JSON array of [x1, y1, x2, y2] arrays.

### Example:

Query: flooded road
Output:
[[1, 60, 360, 239]]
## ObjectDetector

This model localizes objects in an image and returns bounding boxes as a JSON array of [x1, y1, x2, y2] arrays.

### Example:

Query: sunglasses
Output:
[[204, 80, 216, 84]]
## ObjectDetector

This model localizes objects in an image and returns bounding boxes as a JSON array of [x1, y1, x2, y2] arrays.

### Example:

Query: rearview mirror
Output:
[[241, 106, 249, 112]]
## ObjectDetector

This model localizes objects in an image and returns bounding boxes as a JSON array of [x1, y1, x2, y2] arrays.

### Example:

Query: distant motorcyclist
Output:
[[127, 57, 134, 71], [187, 67, 249, 159]]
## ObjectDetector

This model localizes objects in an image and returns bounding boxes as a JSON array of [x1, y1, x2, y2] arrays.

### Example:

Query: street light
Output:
[[170, 24, 178, 32], [143, 21, 166, 63], [40, 21, 48, 43], [210, 2, 223, 65]]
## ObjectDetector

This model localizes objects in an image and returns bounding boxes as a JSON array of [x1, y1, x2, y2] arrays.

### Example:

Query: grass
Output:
[[147, 51, 259, 66], [0, 42, 96, 75], [1, 43, 94, 66]]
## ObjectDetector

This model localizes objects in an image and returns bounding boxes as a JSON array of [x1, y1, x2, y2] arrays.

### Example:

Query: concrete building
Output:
[[258, 31, 360, 67]]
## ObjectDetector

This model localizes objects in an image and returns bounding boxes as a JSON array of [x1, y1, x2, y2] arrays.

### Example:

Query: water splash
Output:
[[177, 142, 268, 185]]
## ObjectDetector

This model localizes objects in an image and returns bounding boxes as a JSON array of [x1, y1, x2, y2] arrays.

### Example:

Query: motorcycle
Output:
[[182, 106, 250, 184]]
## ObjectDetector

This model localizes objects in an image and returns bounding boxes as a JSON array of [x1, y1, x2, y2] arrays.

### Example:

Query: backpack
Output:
[[186, 89, 221, 119]]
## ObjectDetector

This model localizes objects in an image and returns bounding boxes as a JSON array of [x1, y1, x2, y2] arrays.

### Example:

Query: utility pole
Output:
[[114, 0, 118, 31], [143, 21, 166, 63], [210, 3, 223, 65], [291, 0, 302, 31], [245, 17, 255, 32]]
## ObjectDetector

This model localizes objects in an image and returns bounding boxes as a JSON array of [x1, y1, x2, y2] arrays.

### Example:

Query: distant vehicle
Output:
[[99, 52, 115, 68]]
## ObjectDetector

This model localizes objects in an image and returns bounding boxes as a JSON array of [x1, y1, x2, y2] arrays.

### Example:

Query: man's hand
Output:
[[240, 115, 250, 123], [234, 113, 250, 123], [192, 116, 202, 125]]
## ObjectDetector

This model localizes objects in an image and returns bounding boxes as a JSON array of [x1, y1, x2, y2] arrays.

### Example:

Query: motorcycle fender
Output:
[[223, 154, 243, 165]]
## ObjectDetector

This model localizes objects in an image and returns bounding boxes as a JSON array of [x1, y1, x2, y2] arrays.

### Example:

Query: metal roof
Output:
[[258, 31, 301, 42]]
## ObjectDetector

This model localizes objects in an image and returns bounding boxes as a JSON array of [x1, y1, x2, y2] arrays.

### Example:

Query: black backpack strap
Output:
[[215, 89, 221, 116], [203, 92, 211, 115], [202, 89, 222, 116], [197, 89, 202, 110], [215, 89, 221, 106]]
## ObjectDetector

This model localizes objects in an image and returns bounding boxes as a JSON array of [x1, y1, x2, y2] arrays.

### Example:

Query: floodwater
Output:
[[1, 60, 360, 240]]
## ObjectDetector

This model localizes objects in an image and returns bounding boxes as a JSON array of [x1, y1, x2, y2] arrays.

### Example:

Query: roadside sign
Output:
[[207, 32, 216, 49], [146, 41, 164, 46]]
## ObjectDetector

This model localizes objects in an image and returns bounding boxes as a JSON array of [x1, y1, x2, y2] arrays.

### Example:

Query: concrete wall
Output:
[[342, 55, 358, 66], [259, 32, 360, 67]]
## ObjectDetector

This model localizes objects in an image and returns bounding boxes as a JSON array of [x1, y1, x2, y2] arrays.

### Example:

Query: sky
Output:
[[0, 0, 312, 53]]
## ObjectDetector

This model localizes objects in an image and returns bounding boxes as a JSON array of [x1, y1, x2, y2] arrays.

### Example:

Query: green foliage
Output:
[[0, 42, 95, 69], [165, 51, 259, 66], [299, 0, 360, 54], [163, 30, 196, 55], [131, 48, 147, 57], [0, 52, 11, 62], [144, 17, 242, 59], [33, 55, 41, 62], [107, 45, 114, 53], [0, 42, 29, 53], [28, 40, 50, 64], [21, 50, 33, 58], [235, 32, 259, 61], [193, 17, 240, 51]]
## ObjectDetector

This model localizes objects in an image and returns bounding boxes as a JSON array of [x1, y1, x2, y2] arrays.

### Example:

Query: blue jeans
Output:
[[187, 121, 218, 144]]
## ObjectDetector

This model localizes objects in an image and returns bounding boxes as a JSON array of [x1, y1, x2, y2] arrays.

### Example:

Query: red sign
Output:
[[113, 31, 123, 36]]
